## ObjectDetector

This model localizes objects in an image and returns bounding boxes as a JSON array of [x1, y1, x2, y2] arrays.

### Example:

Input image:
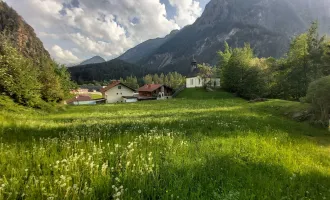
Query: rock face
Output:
[[120, 0, 330, 75], [0, 2, 50, 61], [79, 56, 106, 66]]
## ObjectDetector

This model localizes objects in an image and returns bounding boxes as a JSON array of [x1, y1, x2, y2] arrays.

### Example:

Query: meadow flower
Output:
[[138, 190, 142, 194]]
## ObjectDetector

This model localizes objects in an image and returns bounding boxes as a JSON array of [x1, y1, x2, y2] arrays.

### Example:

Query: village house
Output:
[[138, 84, 174, 100], [66, 95, 96, 105], [101, 81, 137, 103]]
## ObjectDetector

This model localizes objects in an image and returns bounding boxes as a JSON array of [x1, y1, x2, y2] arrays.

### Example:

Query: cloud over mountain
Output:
[[4, 0, 207, 64]]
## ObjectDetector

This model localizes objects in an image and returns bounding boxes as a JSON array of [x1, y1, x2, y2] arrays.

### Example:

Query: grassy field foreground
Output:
[[0, 89, 330, 199]]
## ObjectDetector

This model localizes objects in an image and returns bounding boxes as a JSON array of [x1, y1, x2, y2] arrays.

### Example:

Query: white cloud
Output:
[[39, 32, 60, 39], [169, 0, 203, 27], [68, 33, 133, 57], [4, 0, 204, 64], [51, 45, 80, 64]]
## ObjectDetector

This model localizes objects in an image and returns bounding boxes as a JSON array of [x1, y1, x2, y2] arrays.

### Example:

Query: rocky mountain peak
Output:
[[117, 0, 330, 75]]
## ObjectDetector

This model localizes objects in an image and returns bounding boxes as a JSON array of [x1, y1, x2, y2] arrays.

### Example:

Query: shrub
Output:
[[0, 37, 74, 109], [305, 76, 330, 125], [0, 41, 41, 107], [219, 43, 269, 99]]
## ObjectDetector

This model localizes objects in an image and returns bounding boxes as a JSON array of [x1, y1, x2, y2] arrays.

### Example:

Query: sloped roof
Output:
[[138, 84, 174, 92], [101, 81, 135, 93], [138, 84, 163, 92], [66, 95, 92, 104]]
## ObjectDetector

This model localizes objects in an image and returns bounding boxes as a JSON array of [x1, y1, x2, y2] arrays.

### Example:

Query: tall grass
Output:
[[0, 90, 329, 199]]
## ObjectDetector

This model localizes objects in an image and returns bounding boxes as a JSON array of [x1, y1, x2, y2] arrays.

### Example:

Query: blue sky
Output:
[[4, 0, 210, 64]]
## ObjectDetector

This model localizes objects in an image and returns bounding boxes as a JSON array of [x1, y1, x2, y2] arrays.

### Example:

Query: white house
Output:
[[101, 81, 137, 103], [186, 76, 221, 88], [186, 76, 203, 88]]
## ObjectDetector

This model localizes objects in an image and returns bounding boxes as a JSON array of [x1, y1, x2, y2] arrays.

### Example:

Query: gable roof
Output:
[[101, 81, 136, 94], [138, 84, 173, 92], [138, 84, 163, 92]]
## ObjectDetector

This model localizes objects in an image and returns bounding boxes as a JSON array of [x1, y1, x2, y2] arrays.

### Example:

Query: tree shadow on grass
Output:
[[99, 154, 330, 200]]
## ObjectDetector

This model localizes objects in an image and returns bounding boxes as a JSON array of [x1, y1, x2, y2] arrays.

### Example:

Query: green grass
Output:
[[0, 89, 329, 199], [90, 93, 103, 100]]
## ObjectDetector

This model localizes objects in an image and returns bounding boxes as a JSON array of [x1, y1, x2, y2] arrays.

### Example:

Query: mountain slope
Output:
[[0, 2, 50, 61], [79, 56, 106, 66], [0, 1, 74, 105], [68, 59, 145, 83], [125, 0, 330, 75], [118, 30, 179, 63]]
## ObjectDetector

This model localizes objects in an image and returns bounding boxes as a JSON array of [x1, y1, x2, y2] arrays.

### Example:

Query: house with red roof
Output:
[[66, 95, 96, 105], [101, 81, 137, 103], [138, 84, 174, 100]]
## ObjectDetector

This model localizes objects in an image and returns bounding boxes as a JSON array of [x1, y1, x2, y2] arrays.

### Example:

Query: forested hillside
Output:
[[0, 2, 74, 109], [68, 59, 147, 84], [79, 56, 106, 66]]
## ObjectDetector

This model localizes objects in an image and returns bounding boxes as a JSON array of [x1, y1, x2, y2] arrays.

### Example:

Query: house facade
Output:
[[138, 84, 174, 99], [101, 81, 136, 103], [186, 76, 204, 88], [186, 76, 221, 88]]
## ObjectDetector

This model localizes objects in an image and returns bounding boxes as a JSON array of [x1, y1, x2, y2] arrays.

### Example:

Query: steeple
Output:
[[190, 55, 198, 73], [191, 55, 197, 71]]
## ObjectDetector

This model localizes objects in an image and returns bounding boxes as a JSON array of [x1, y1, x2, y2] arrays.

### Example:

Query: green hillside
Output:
[[0, 89, 329, 199]]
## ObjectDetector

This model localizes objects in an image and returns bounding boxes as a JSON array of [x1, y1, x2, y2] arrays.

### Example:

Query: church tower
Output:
[[191, 55, 197, 73]]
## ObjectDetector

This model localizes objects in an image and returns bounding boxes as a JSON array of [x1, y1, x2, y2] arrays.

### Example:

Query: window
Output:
[[190, 79, 194, 85], [199, 78, 201, 85], [118, 86, 122, 89]]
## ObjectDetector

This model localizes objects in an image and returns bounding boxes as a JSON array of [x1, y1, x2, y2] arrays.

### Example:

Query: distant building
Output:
[[186, 77, 220, 88], [66, 95, 96, 105], [138, 84, 174, 100], [186, 76, 204, 88], [101, 81, 137, 103], [70, 88, 89, 94], [186, 57, 221, 88]]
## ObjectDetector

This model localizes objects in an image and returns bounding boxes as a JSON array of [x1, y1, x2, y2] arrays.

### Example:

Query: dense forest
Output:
[[68, 59, 148, 85], [119, 72, 186, 89], [80, 72, 186, 91], [0, 2, 74, 109]]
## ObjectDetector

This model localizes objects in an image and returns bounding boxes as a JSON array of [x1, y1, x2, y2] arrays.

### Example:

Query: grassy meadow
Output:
[[0, 89, 330, 199]]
